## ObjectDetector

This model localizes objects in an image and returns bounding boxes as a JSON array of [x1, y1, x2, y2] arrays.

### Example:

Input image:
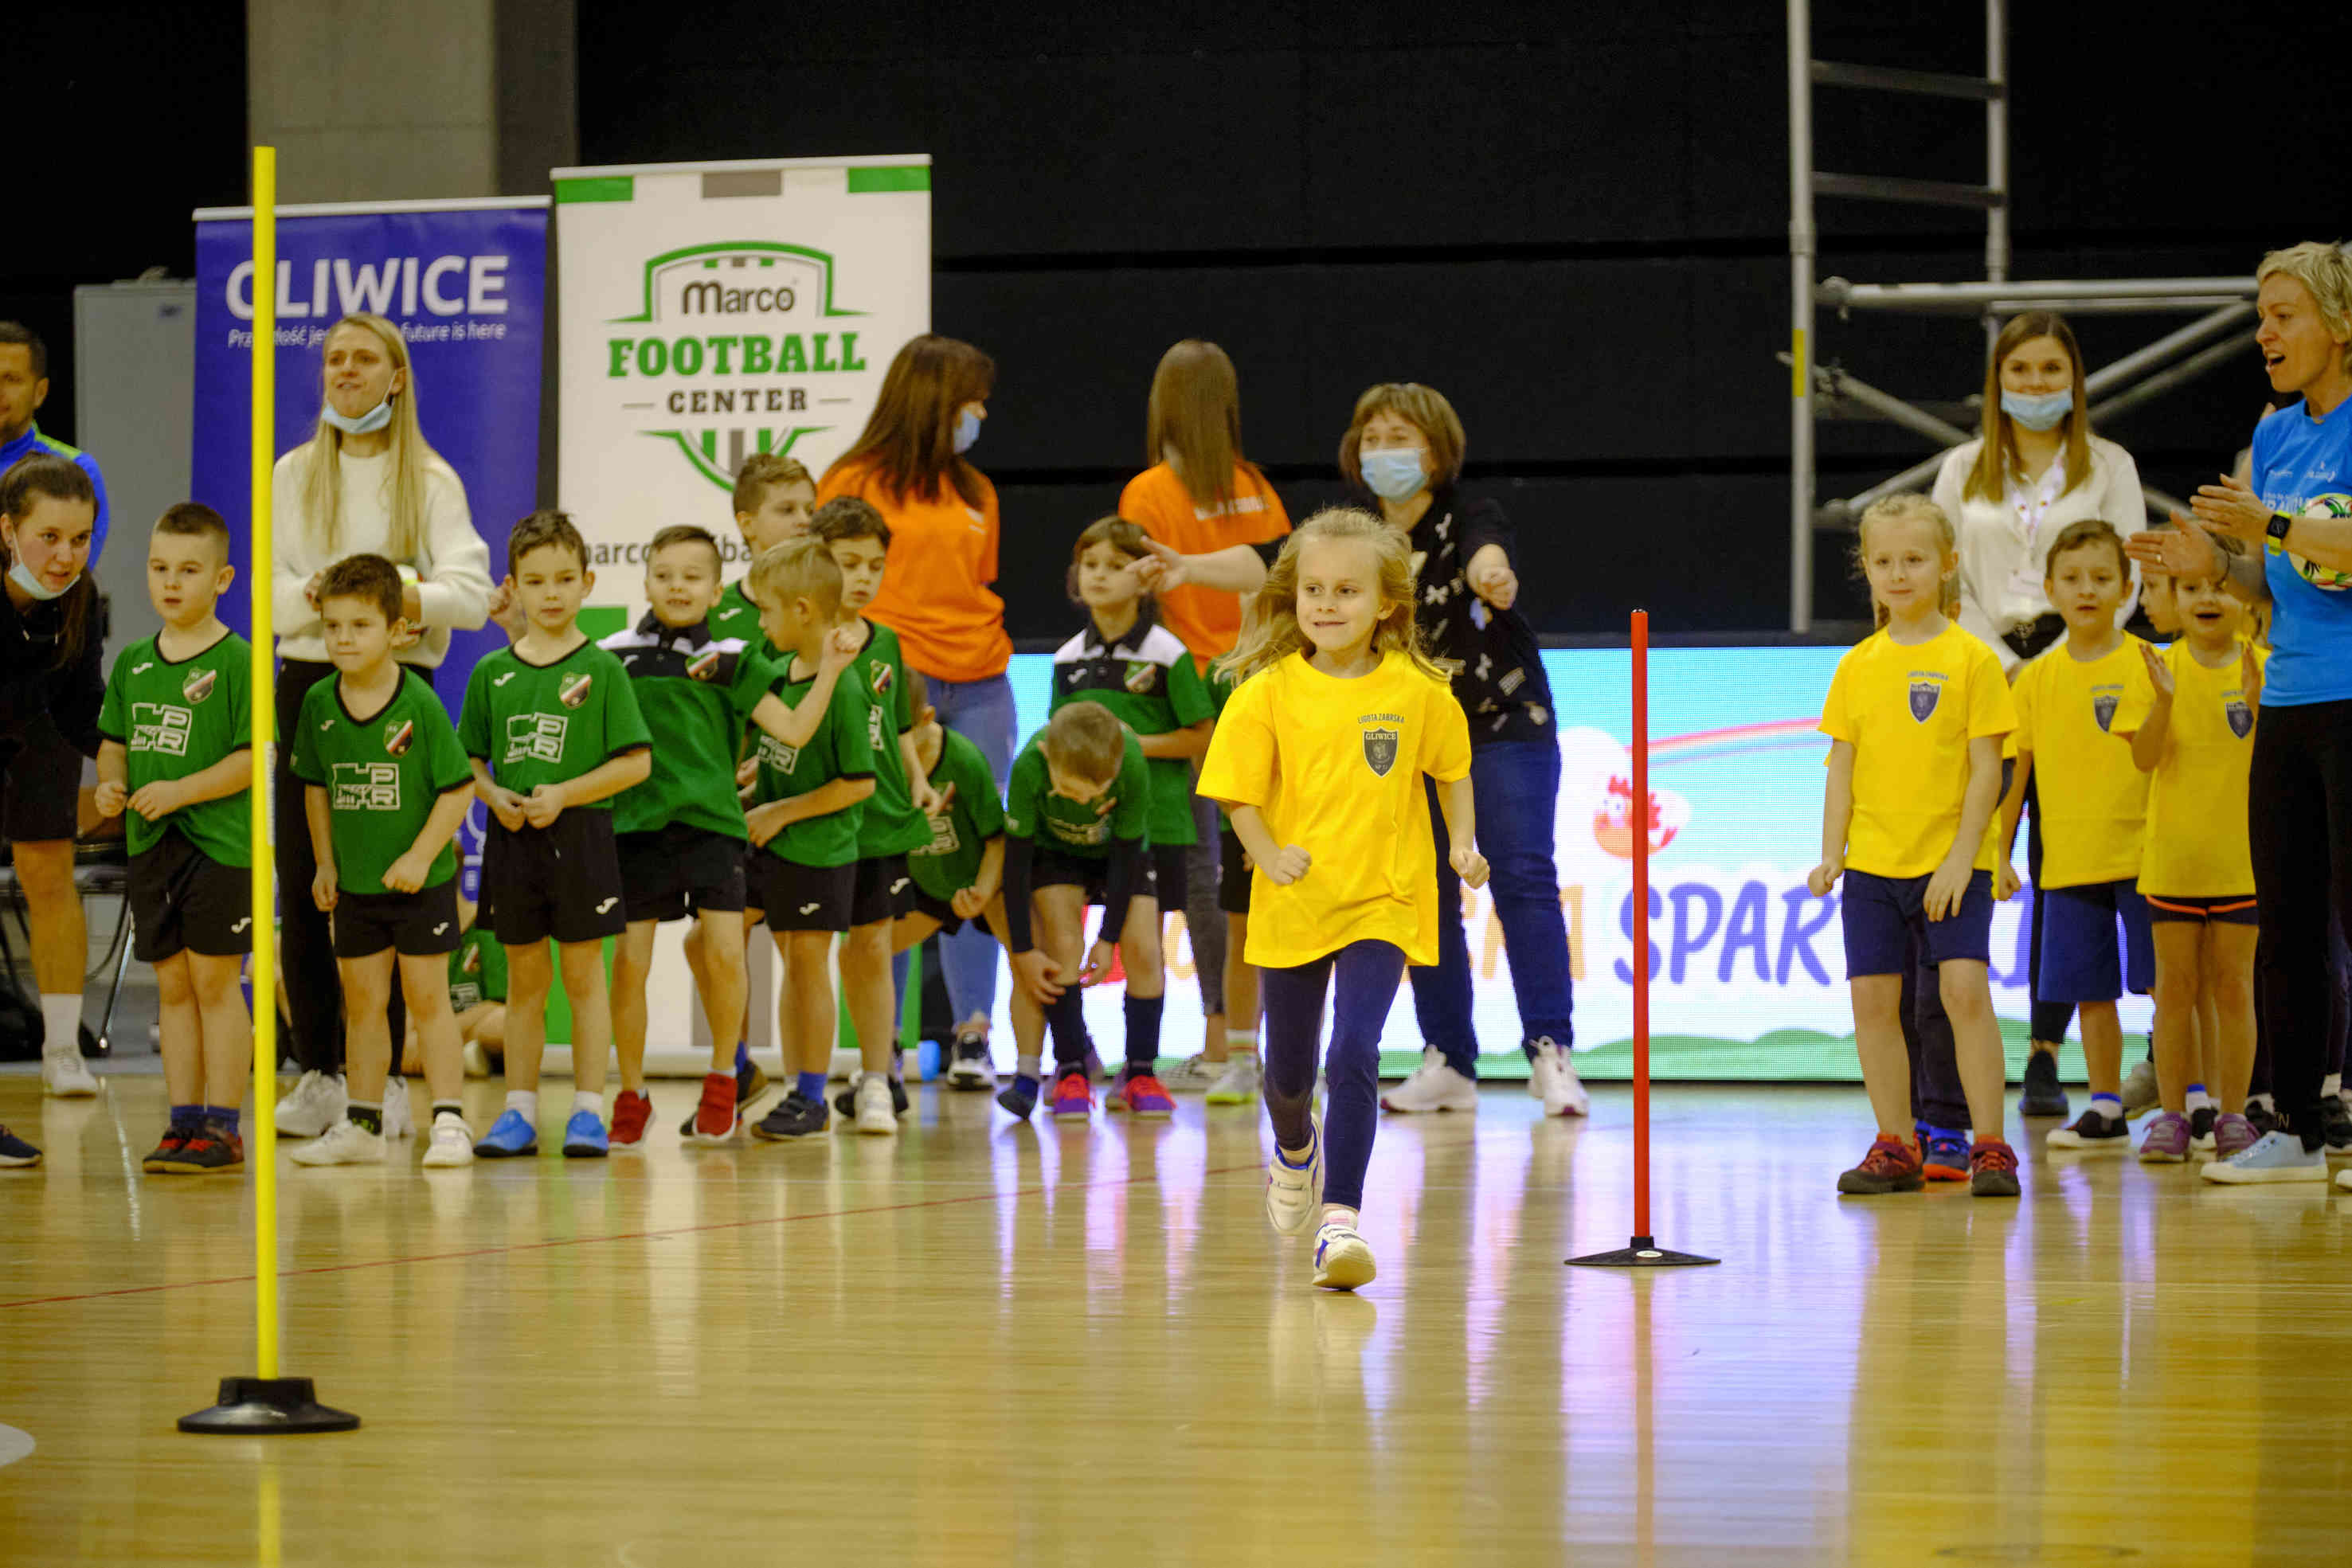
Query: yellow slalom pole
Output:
[[249, 143, 280, 1381]]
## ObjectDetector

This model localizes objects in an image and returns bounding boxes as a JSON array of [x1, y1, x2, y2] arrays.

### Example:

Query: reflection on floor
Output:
[[4, 1077, 2350, 1566]]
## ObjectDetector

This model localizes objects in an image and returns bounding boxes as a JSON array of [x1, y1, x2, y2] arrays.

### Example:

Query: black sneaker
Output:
[[0, 1124, 41, 1167], [2189, 1105, 2219, 1148], [946, 1030, 995, 1090], [2020, 1050, 2070, 1118], [2320, 1096, 2352, 1152], [2246, 1100, 2281, 1137], [161, 1123, 246, 1173], [832, 1075, 910, 1119], [2045, 1107, 2130, 1152], [143, 1126, 190, 1173], [751, 1089, 828, 1140]]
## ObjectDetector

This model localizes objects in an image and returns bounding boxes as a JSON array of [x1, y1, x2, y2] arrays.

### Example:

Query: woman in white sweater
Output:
[[269, 313, 492, 1138], [1928, 310, 2147, 1120]]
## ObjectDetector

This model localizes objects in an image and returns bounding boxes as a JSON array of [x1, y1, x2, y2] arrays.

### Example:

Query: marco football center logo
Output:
[[604, 243, 871, 491]]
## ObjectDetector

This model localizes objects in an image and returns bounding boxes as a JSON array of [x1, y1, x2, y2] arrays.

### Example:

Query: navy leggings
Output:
[[1262, 939, 1405, 1214]]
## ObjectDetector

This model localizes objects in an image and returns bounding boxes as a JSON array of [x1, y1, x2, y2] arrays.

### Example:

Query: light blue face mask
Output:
[[2000, 389, 2072, 432], [953, 409, 981, 454], [1360, 447, 1427, 502], [321, 397, 395, 436], [8, 559, 73, 601]]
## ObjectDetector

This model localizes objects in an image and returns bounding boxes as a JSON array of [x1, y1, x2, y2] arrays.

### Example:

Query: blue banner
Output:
[[191, 201, 548, 716]]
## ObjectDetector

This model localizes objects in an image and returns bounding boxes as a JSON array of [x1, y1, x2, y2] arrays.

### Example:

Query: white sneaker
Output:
[[1526, 1038, 1591, 1117], [1163, 1053, 1220, 1092], [274, 1070, 347, 1137], [290, 1119, 385, 1167], [382, 1077, 414, 1140], [2119, 1058, 2158, 1116], [1311, 1222, 1377, 1291], [855, 1073, 897, 1136], [945, 1030, 996, 1090], [2337, 1167, 2352, 1191], [1265, 1117, 1323, 1237], [461, 1041, 492, 1078], [1207, 1053, 1262, 1105], [422, 1116, 475, 1168], [41, 1049, 99, 1098], [1380, 1046, 1478, 1113]]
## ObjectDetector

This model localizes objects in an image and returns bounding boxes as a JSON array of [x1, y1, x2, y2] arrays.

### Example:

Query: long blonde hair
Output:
[[1219, 507, 1454, 683], [297, 314, 434, 561], [1146, 339, 1262, 514], [1854, 495, 1961, 631], [1964, 311, 2092, 503]]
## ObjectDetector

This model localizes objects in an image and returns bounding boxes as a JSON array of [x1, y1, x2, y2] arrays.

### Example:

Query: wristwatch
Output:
[[2268, 511, 2295, 543]]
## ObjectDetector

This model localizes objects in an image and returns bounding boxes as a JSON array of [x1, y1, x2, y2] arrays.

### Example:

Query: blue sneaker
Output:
[[2199, 1129, 2328, 1185], [1919, 1125, 1970, 1182], [562, 1110, 609, 1159], [996, 1076, 1039, 1120], [0, 1123, 41, 1167], [473, 1108, 538, 1159]]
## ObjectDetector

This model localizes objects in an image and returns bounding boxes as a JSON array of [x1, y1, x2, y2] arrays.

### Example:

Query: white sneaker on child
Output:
[[1527, 1038, 1590, 1117], [290, 1119, 385, 1167], [1265, 1116, 1323, 1237], [422, 1116, 475, 1168], [855, 1073, 898, 1136], [1380, 1046, 1478, 1113], [1207, 1053, 1262, 1105], [41, 1049, 99, 1098], [382, 1076, 414, 1140], [274, 1070, 347, 1137], [1163, 1054, 1220, 1091], [1311, 1222, 1377, 1291]]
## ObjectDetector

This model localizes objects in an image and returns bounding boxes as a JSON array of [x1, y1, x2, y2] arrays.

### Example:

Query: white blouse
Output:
[[268, 446, 493, 666], [1929, 433, 2147, 673]]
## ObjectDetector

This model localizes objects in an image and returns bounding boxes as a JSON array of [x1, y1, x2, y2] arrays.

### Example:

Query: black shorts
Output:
[[129, 832, 252, 961], [616, 823, 748, 924], [481, 812, 627, 947], [1031, 845, 1160, 910], [1150, 843, 1188, 917], [0, 711, 85, 843], [332, 878, 464, 958], [1219, 827, 1251, 917], [906, 884, 970, 937], [749, 853, 854, 933], [850, 853, 914, 929]]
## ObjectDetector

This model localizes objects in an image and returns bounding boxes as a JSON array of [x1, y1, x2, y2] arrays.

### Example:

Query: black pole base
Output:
[[178, 1376, 359, 1435], [1566, 1235, 1721, 1269]]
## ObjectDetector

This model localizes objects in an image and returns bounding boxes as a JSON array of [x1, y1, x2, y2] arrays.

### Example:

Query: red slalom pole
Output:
[[1570, 611, 1718, 1269]]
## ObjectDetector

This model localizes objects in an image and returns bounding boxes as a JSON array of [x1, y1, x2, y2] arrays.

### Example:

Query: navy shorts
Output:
[[2143, 892, 2260, 927], [2038, 879, 2154, 1003], [1840, 868, 1994, 978]]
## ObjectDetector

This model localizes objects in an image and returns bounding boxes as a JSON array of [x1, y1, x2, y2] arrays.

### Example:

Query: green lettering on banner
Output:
[[840, 331, 866, 372], [607, 338, 633, 377], [636, 339, 667, 376], [812, 333, 838, 373], [846, 166, 929, 194], [673, 337, 704, 375], [555, 176, 635, 203], [706, 335, 740, 375], [778, 335, 808, 373], [741, 336, 773, 375]]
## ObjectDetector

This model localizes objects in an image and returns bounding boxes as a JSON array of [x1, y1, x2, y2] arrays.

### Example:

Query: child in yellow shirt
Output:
[[1811, 495, 2019, 1198]]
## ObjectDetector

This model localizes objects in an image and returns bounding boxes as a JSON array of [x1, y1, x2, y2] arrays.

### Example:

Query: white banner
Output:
[[552, 154, 930, 614]]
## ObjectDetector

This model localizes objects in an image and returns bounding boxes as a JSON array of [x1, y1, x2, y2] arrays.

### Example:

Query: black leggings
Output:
[[2247, 698, 2352, 1143]]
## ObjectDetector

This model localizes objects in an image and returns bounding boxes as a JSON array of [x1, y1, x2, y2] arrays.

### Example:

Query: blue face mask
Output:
[[953, 409, 981, 455], [1999, 389, 2072, 432], [321, 396, 395, 436], [1359, 448, 1427, 502], [8, 559, 74, 601]]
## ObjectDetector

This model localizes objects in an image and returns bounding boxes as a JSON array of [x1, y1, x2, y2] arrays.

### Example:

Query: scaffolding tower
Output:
[[1787, 0, 2260, 632]]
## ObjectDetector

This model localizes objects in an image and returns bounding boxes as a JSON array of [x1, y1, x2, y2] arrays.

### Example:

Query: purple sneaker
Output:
[[2212, 1111, 2260, 1161], [2136, 1110, 2190, 1164], [1051, 1070, 1094, 1120]]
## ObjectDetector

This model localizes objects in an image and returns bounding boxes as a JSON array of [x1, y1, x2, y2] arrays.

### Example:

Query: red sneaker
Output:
[[687, 1073, 738, 1145], [609, 1090, 654, 1150], [1109, 1071, 1175, 1119], [1836, 1133, 1923, 1195], [1051, 1070, 1094, 1119]]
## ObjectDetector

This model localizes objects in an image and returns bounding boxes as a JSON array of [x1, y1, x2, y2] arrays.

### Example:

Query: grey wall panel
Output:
[[72, 283, 200, 664]]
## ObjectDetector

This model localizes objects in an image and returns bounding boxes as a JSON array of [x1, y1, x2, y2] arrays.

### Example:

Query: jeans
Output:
[[1262, 940, 1405, 1214], [926, 671, 1016, 1023], [1184, 787, 1226, 1021], [2248, 698, 2352, 1143], [1407, 741, 1575, 1078]]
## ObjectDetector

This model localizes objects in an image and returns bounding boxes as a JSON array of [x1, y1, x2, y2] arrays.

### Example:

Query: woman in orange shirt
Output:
[[817, 334, 1013, 1046]]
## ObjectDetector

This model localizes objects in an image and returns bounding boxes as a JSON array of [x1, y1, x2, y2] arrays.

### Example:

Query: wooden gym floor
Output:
[[4, 1073, 2351, 1566]]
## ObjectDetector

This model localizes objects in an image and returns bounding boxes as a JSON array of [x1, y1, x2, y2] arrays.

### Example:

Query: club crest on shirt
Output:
[[871, 662, 894, 697], [1123, 661, 1156, 694], [687, 647, 722, 682], [182, 667, 217, 705], [559, 673, 593, 708], [383, 718, 414, 757], [1908, 679, 1941, 722], [2225, 696, 2254, 738], [2092, 691, 2119, 733], [461, 944, 481, 974], [1363, 726, 1399, 777]]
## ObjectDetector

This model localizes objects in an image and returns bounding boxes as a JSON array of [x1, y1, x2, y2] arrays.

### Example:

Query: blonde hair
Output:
[[1338, 383, 1466, 491], [1219, 506, 1454, 683], [296, 315, 436, 561], [1146, 339, 1263, 513], [747, 538, 842, 616], [1039, 701, 1127, 784], [1964, 311, 2092, 503], [733, 452, 812, 516], [1854, 495, 1960, 630], [2256, 241, 2352, 354]]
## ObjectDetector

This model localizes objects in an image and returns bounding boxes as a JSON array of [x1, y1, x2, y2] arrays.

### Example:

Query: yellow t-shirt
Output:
[[2117, 639, 2266, 900], [2012, 635, 2155, 889], [1819, 622, 2016, 879], [1196, 649, 1470, 968]]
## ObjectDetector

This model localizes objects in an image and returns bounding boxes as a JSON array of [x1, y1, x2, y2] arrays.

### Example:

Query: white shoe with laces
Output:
[[855, 1073, 897, 1136], [1207, 1053, 1262, 1105], [1380, 1046, 1478, 1113], [274, 1069, 347, 1137], [41, 1049, 99, 1098], [290, 1118, 385, 1167], [1526, 1038, 1590, 1117], [1162, 1053, 1220, 1092], [1265, 1116, 1323, 1237], [382, 1076, 414, 1140], [422, 1116, 475, 1168]]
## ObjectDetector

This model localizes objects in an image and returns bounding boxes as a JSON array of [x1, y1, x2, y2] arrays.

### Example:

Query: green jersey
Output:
[[749, 657, 875, 868], [1049, 608, 1212, 847], [844, 618, 932, 858], [708, 579, 767, 656], [601, 611, 774, 839], [446, 925, 507, 1010], [457, 638, 652, 802], [1004, 728, 1149, 859], [96, 629, 254, 867], [907, 727, 1006, 901], [291, 671, 472, 896]]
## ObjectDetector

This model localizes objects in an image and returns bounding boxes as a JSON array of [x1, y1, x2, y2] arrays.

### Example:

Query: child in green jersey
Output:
[[895, 669, 1009, 1089], [602, 522, 859, 1148], [93, 504, 256, 1174], [741, 539, 878, 1140], [458, 512, 653, 1159], [288, 554, 478, 1171], [995, 702, 1162, 1122], [812, 496, 941, 1134]]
